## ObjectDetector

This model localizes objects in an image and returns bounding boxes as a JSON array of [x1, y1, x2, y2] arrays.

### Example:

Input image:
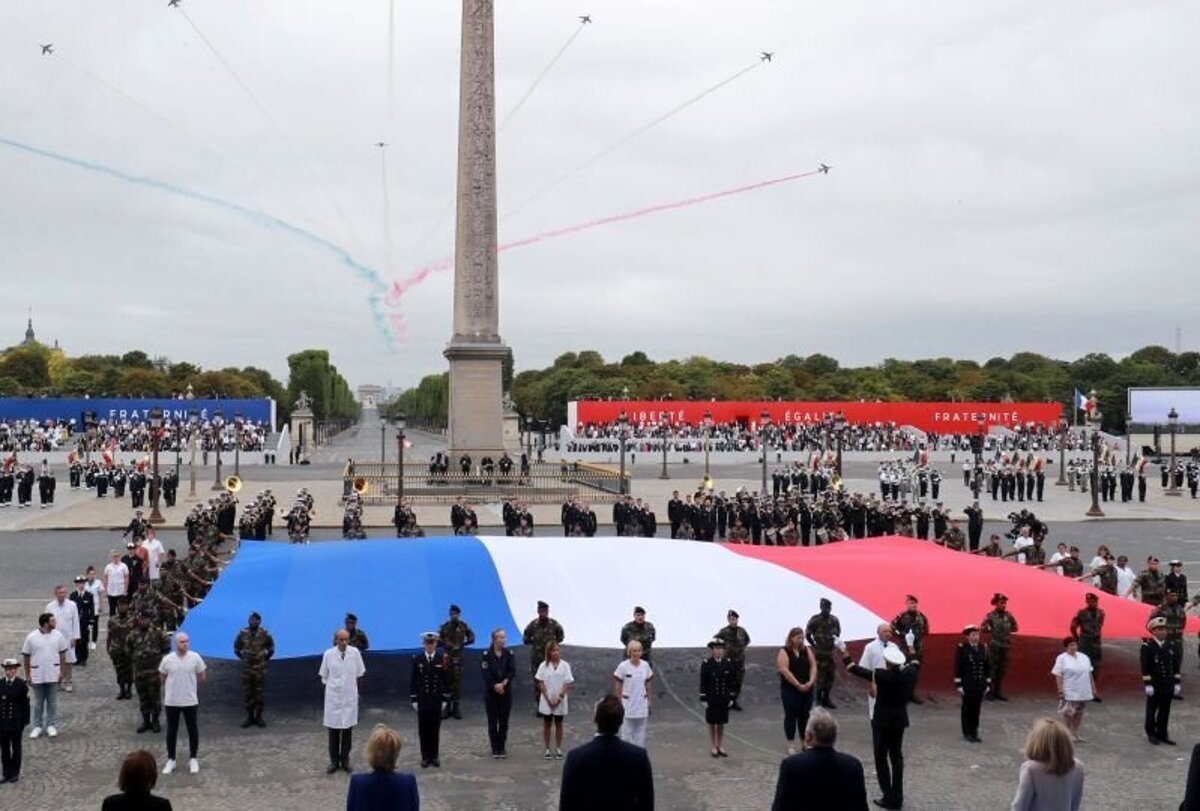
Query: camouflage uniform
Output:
[[940, 527, 966, 552], [892, 609, 930, 699], [981, 609, 1019, 699], [233, 625, 276, 725], [620, 620, 657, 662], [1071, 606, 1106, 677], [522, 617, 565, 701], [107, 609, 134, 698], [438, 617, 476, 718], [715, 623, 751, 705], [346, 627, 370, 652], [805, 610, 841, 707], [1151, 599, 1187, 671], [1137, 568, 1166, 606], [125, 622, 169, 731]]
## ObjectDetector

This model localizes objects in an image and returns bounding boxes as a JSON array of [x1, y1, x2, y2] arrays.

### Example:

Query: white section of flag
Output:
[[477, 536, 885, 649]]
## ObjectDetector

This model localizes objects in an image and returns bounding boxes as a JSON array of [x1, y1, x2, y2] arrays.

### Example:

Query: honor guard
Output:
[[954, 624, 990, 742], [0, 657, 30, 783], [1142, 616, 1180, 745], [438, 604, 476, 720], [233, 612, 275, 728], [1150, 591, 1187, 693], [410, 632, 450, 768]]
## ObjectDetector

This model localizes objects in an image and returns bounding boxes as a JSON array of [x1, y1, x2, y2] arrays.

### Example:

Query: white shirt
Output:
[[1012, 536, 1034, 565], [535, 659, 575, 717], [859, 638, 899, 719], [319, 645, 366, 729], [85, 578, 105, 613], [46, 599, 80, 663], [104, 562, 129, 597], [1089, 556, 1106, 587], [1116, 565, 1137, 599], [159, 650, 207, 707], [21, 628, 68, 685], [1051, 651, 1094, 701], [614, 659, 654, 719], [143, 538, 165, 580], [1049, 552, 1067, 576]]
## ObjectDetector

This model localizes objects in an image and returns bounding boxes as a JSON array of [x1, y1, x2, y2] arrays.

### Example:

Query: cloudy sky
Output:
[[2, 1, 1198, 390]]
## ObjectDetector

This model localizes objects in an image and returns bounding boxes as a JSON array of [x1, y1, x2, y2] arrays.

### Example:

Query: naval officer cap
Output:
[[707, 638, 725, 649], [883, 645, 908, 666], [1, 658, 17, 668], [73, 575, 86, 584], [421, 631, 439, 642], [1148, 616, 1168, 631]]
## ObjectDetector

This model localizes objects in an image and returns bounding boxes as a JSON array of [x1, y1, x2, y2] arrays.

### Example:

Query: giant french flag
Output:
[[181, 536, 1183, 660]]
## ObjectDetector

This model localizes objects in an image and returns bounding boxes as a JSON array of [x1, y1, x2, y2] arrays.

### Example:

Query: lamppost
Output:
[[210, 408, 225, 490], [148, 407, 165, 524], [84, 412, 97, 465], [395, 412, 407, 504], [760, 408, 771, 495], [379, 417, 388, 463], [1086, 430, 1105, 517], [1167, 407, 1180, 497], [834, 411, 847, 477], [188, 408, 198, 499], [1056, 418, 1068, 486], [703, 408, 713, 479], [617, 410, 628, 495], [233, 411, 243, 479], [658, 414, 670, 480]]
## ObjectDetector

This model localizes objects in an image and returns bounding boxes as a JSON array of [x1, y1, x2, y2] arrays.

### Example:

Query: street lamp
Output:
[[188, 408, 198, 499], [148, 407, 164, 524], [760, 408, 771, 495], [210, 408, 225, 490], [617, 410, 629, 496], [1086, 430, 1105, 517], [380, 417, 388, 464], [84, 412, 97, 465], [1056, 418, 1068, 486], [233, 411, 243, 479], [703, 408, 713, 479], [395, 412, 407, 504], [1167, 407, 1180, 497], [658, 413, 670, 480], [834, 411, 847, 477]]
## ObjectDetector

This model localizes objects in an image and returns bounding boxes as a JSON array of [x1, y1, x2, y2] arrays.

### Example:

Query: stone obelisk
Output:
[[444, 0, 507, 460]]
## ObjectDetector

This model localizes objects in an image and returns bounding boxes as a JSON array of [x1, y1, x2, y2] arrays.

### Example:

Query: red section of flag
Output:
[[726, 537, 1196, 638]]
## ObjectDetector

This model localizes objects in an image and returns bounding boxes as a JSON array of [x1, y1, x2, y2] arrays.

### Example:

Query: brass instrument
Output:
[[225, 475, 243, 493], [352, 477, 369, 495]]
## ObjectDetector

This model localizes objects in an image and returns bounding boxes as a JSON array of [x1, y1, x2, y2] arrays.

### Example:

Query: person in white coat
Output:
[[45, 585, 80, 692], [319, 628, 365, 774], [143, 532, 165, 583], [613, 640, 654, 748]]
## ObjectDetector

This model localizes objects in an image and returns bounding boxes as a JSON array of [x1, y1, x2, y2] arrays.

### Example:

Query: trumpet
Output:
[[352, 477, 369, 495], [225, 475, 243, 493]]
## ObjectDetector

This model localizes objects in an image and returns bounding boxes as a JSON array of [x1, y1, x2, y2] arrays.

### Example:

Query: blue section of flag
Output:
[[1074, 388, 1088, 410], [181, 537, 520, 659]]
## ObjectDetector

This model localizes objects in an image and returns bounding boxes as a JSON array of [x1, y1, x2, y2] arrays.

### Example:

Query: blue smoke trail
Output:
[[0, 135, 392, 347]]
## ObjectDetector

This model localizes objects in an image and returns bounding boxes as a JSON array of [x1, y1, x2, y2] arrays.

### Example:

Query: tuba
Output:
[[225, 475, 243, 493], [353, 477, 369, 495]]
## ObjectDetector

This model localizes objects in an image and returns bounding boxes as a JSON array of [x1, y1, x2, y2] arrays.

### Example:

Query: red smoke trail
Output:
[[385, 168, 822, 309]]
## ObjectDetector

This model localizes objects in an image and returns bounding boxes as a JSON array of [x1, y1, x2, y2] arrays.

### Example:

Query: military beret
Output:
[[819, 598, 832, 609], [991, 593, 1007, 605], [1147, 617, 1168, 631], [707, 637, 725, 649], [421, 631, 439, 642], [449, 604, 461, 614], [345, 613, 358, 622], [634, 606, 645, 615], [249, 612, 261, 620], [537, 601, 549, 611], [1085, 592, 1099, 601], [727, 609, 739, 619], [906, 594, 919, 603], [1, 658, 18, 668]]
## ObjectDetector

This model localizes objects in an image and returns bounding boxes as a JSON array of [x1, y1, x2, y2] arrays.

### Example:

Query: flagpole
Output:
[[1072, 389, 1078, 429]]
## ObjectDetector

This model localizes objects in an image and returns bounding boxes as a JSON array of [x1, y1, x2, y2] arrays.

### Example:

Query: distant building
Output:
[[357, 384, 383, 409], [22, 310, 35, 345]]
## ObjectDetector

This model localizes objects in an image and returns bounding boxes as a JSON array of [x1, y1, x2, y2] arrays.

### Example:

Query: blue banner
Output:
[[0, 397, 274, 426]]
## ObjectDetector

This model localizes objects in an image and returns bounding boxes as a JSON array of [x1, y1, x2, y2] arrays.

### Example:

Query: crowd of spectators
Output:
[[0, 418, 270, 454]]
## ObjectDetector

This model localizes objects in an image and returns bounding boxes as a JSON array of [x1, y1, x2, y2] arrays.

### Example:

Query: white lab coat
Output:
[[319, 645, 365, 730], [46, 599, 80, 664]]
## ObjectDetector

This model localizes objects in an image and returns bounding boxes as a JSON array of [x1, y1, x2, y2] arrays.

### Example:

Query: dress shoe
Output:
[[326, 764, 340, 774], [341, 761, 352, 772], [1092, 696, 1102, 703], [1162, 737, 1178, 746], [1148, 735, 1161, 745], [431, 759, 440, 768], [136, 716, 151, 734], [420, 760, 429, 768]]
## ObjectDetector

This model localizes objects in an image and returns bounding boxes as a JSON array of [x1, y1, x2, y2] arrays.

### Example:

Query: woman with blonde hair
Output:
[[346, 724, 418, 811], [613, 639, 654, 748], [1011, 718, 1084, 810]]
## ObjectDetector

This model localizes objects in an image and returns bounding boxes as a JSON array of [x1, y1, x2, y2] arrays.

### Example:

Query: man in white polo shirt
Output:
[[45, 586, 80, 693], [21, 612, 68, 738], [103, 551, 129, 616], [159, 632, 206, 775]]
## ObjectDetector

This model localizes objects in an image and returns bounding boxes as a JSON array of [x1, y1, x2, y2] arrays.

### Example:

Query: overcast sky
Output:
[[3, 1, 1198, 391]]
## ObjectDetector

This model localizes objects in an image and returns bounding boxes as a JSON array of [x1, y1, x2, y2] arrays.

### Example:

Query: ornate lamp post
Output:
[[210, 408, 225, 490], [396, 412, 407, 504], [834, 411, 847, 477], [380, 417, 388, 463], [233, 411, 244, 479], [1167, 407, 1180, 497], [187, 408, 198, 499], [658, 413, 670, 480], [1056, 418, 1068, 485], [617, 410, 629, 495], [148, 407, 165, 524], [1086, 430, 1105, 517], [760, 408, 771, 495], [703, 408, 713, 479]]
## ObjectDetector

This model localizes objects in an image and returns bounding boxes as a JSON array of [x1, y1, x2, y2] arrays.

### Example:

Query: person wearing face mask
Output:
[[319, 629, 366, 774]]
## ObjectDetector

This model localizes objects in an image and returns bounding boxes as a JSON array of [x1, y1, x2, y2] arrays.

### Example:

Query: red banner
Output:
[[571, 401, 1063, 433]]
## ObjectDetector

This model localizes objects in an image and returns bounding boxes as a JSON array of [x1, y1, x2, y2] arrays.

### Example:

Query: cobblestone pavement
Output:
[[0, 601, 1196, 810]]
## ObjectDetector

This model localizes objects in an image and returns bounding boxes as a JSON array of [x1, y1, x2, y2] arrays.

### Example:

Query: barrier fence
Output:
[[341, 461, 627, 504]]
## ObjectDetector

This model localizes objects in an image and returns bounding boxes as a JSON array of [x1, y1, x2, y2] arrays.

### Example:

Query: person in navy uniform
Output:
[[68, 576, 95, 667], [1142, 616, 1180, 746], [410, 631, 450, 768], [0, 657, 30, 783], [480, 628, 515, 758], [954, 624, 990, 743], [964, 501, 984, 552], [699, 637, 737, 758]]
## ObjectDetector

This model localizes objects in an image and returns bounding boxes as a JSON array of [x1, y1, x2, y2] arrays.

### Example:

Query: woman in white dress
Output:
[[612, 640, 654, 747], [1051, 637, 1096, 742], [535, 641, 574, 759]]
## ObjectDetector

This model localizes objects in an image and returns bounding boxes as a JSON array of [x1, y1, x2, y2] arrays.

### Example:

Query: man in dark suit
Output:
[[559, 694, 653, 811], [772, 708, 868, 811]]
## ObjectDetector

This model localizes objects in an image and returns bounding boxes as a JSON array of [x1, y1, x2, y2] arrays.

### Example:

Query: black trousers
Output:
[[75, 639, 89, 666], [1145, 688, 1173, 740], [780, 687, 812, 742], [327, 727, 352, 766], [961, 689, 984, 737], [417, 707, 442, 762], [872, 725, 905, 806], [165, 705, 199, 760], [0, 730, 21, 779], [484, 690, 512, 753]]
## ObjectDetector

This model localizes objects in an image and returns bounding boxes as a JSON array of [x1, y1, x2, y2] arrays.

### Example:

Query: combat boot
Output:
[[255, 707, 266, 728], [241, 711, 256, 729], [136, 713, 151, 733]]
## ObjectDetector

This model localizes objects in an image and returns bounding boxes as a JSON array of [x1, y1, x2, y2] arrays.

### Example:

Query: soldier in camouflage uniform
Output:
[[715, 609, 750, 711], [522, 601, 565, 704], [438, 604, 475, 720], [233, 612, 276, 728], [805, 598, 841, 709], [892, 594, 930, 704], [1136, 556, 1166, 606], [1152, 590, 1187, 693], [981, 592, 1019, 701], [125, 614, 169, 733], [344, 614, 370, 652], [1070, 592, 1106, 685], [106, 599, 134, 700], [620, 607, 657, 663]]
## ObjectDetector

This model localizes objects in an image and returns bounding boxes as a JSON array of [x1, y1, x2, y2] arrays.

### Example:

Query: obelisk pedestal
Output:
[[444, 0, 507, 459]]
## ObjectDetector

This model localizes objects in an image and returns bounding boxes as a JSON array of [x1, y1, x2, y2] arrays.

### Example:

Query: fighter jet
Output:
[[818, 163, 831, 174], [375, 142, 387, 148], [168, 0, 181, 7], [760, 51, 774, 62], [40, 43, 53, 55], [579, 15, 592, 24]]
